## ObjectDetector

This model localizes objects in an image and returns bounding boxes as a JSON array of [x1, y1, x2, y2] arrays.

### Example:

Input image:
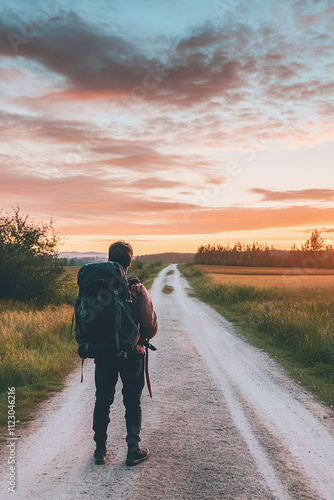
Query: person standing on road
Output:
[[92, 241, 158, 466]]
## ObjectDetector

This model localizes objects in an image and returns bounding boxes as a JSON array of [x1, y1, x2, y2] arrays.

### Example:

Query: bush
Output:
[[128, 259, 163, 288], [0, 207, 67, 304]]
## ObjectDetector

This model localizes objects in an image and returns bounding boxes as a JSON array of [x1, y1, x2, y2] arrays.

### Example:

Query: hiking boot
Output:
[[126, 446, 149, 466], [94, 446, 107, 465]]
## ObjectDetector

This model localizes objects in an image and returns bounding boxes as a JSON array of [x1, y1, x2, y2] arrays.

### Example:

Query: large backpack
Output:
[[74, 261, 140, 359]]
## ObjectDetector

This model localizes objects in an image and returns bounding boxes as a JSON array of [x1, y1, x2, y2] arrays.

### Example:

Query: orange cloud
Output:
[[2, 161, 334, 238], [40, 204, 334, 238]]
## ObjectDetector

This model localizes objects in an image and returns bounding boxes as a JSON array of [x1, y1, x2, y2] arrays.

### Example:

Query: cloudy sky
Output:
[[0, 0, 333, 254]]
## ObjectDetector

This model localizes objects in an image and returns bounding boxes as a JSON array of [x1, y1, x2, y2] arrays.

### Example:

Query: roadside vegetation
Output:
[[178, 263, 334, 408], [129, 259, 164, 289], [0, 302, 76, 426], [0, 208, 163, 428]]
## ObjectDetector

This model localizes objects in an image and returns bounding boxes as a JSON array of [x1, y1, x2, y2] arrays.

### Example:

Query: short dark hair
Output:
[[108, 241, 133, 269]]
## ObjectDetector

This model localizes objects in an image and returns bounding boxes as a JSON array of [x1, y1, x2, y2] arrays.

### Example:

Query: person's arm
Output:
[[137, 285, 158, 340]]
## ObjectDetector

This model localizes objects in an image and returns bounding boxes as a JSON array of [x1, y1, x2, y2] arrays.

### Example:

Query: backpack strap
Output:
[[81, 358, 84, 383], [119, 300, 139, 329], [145, 345, 152, 398], [114, 290, 121, 352], [128, 276, 141, 286]]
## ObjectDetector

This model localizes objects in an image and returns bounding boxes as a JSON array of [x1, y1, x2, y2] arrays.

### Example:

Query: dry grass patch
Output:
[[197, 265, 334, 290], [208, 273, 334, 289], [197, 264, 334, 275], [0, 302, 76, 425]]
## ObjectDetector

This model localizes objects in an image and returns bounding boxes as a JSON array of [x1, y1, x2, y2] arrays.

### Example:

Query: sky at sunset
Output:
[[0, 0, 333, 254]]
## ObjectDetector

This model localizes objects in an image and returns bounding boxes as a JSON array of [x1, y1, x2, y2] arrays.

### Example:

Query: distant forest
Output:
[[195, 230, 334, 269], [59, 252, 195, 266], [136, 252, 195, 264], [58, 256, 104, 266]]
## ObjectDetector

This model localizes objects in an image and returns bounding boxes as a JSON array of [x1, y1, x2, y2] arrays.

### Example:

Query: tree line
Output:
[[59, 256, 104, 267], [194, 230, 334, 268]]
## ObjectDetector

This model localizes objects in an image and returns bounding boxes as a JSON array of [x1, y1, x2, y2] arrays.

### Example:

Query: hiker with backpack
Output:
[[74, 241, 158, 466]]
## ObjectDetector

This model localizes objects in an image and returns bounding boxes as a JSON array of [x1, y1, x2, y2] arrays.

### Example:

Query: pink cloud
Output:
[[252, 188, 334, 202], [1, 162, 334, 237], [56, 205, 334, 237]]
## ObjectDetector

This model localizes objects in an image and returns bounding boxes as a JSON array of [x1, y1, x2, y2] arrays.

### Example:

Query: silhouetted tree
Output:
[[301, 229, 325, 251]]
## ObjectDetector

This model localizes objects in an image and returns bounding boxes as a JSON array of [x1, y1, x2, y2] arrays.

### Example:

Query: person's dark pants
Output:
[[93, 352, 145, 451]]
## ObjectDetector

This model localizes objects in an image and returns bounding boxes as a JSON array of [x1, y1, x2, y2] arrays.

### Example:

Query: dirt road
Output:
[[1, 265, 334, 499]]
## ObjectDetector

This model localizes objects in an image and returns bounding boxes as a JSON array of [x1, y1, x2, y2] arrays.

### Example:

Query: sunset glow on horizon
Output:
[[0, 0, 333, 255]]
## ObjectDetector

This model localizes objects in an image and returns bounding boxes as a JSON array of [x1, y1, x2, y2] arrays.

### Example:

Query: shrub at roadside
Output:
[[129, 259, 164, 288], [0, 207, 71, 305]]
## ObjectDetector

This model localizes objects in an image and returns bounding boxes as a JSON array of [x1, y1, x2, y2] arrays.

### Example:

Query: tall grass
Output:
[[0, 303, 75, 388], [179, 263, 334, 406], [0, 301, 76, 425]]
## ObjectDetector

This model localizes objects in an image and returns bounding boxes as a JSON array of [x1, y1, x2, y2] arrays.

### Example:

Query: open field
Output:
[[197, 264, 334, 289], [197, 264, 334, 275], [180, 263, 334, 408]]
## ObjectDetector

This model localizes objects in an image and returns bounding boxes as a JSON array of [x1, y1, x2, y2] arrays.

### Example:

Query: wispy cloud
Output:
[[252, 188, 334, 202]]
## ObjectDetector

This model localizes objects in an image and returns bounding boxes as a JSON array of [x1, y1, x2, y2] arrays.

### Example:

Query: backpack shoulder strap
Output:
[[119, 300, 138, 328], [128, 275, 141, 286]]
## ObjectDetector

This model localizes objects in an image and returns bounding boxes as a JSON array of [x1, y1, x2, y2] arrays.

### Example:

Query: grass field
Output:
[[197, 265, 334, 275], [197, 265, 334, 289], [179, 263, 334, 407]]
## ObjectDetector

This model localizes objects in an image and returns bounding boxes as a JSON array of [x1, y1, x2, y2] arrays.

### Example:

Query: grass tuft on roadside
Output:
[[178, 263, 334, 407]]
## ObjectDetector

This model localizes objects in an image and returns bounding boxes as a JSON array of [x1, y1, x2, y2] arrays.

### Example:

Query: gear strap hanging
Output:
[[145, 345, 152, 398]]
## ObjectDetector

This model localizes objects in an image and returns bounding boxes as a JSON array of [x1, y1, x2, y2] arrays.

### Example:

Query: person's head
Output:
[[108, 241, 133, 271]]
